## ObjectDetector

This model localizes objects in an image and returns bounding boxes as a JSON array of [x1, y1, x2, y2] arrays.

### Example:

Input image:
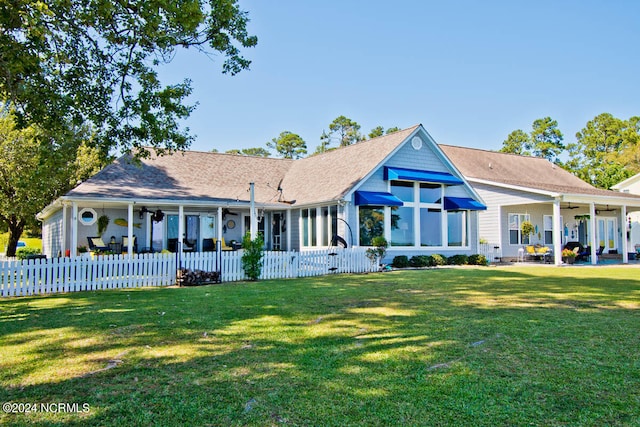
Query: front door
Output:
[[597, 217, 617, 254]]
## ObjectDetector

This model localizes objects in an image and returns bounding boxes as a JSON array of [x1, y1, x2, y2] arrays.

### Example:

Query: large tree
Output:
[[566, 113, 639, 188], [368, 125, 400, 139], [267, 131, 307, 159], [500, 129, 531, 156], [0, 0, 257, 155], [319, 116, 363, 151], [0, 110, 106, 256], [500, 117, 564, 162], [530, 117, 564, 163]]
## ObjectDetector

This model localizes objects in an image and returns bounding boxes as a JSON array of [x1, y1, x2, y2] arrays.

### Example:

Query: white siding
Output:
[[42, 211, 64, 257]]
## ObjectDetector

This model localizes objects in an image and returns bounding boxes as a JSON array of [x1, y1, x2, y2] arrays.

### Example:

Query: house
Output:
[[611, 173, 640, 253], [440, 145, 640, 264], [37, 125, 488, 263]]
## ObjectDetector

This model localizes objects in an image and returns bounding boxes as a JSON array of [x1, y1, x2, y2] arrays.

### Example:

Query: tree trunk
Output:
[[6, 218, 25, 257]]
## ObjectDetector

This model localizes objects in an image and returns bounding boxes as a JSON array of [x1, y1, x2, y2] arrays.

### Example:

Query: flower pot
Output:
[[562, 256, 575, 265]]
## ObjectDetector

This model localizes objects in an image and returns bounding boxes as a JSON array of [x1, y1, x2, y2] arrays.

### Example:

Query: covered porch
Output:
[[502, 195, 640, 266], [40, 196, 292, 258]]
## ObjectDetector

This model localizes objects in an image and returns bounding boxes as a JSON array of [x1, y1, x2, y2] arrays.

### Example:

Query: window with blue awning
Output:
[[443, 197, 487, 211], [384, 166, 464, 185], [354, 191, 404, 206]]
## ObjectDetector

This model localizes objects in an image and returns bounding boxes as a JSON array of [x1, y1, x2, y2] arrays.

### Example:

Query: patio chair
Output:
[[202, 238, 215, 252], [87, 236, 109, 252], [214, 237, 233, 251], [122, 235, 137, 253]]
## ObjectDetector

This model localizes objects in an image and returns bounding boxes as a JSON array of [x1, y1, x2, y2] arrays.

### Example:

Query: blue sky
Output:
[[160, 0, 640, 155]]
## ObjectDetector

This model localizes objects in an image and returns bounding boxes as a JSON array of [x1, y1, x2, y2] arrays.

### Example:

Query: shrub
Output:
[[447, 254, 469, 265], [428, 254, 447, 266], [16, 247, 42, 260], [409, 255, 429, 267], [241, 232, 264, 281], [392, 255, 409, 268], [366, 236, 389, 266], [468, 254, 488, 266]]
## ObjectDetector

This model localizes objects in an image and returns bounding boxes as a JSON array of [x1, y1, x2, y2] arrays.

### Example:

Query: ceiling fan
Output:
[[222, 208, 238, 219], [562, 202, 579, 209]]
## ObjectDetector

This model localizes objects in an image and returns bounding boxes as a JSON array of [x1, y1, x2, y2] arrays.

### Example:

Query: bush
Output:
[[409, 255, 429, 267], [16, 247, 42, 260], [241, 232, 264, 280], [468, 254, 488, 266], [447, 254, 469, 265], [392, 255, 409, 268], [428, 254, 447, 267]]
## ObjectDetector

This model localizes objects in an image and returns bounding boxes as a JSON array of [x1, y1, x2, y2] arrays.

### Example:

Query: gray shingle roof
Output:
[[68, 126, 420, 206], [439, 145, 639, 199]]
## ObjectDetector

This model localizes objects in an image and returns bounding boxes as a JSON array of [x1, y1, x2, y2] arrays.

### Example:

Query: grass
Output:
[[1, 266, 639, 426]]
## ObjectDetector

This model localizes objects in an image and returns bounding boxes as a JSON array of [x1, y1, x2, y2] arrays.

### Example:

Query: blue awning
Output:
[[444, 197, 487, 211], [384, 166, 464, 185], [355, 191, 404, 206]]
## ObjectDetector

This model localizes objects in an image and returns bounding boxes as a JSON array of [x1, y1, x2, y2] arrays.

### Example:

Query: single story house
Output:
[[611, 173, 640, 251], [441, 145, 640, 264], [38, 125, 488, 262]]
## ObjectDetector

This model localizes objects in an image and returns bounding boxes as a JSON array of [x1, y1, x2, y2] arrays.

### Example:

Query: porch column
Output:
[[127, 203, 134, 256], [250, 182, 257, 239], [61, 203, 68, 257], [590, 203, 597, 265], [217, 207, 223, 244], [622, 205, 628, 264], [286, 209, 292, 250], [552, 199, 562, 265], [178, 205, 185, 253], [71, 202, 78, 258]]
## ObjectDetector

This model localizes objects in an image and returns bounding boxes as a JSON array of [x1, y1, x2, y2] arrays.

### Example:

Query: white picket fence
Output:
[[1, 248, 376, 297]]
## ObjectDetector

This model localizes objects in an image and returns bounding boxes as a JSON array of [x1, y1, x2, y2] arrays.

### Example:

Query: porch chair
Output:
[[202, 238, 215, 252], [87, 236, 109, 252], [122, 235, 137, 253], [214, 237, 233, 251]]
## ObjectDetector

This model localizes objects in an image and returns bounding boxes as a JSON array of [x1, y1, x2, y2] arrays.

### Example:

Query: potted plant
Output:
[[365, 236, 389, 270], [562, 248, 577, 264], [521, 220, 535, 243], [97, 214, 110, 236]]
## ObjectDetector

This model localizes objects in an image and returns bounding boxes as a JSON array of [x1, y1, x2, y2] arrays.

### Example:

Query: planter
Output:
[[562, 256, 576, 265]]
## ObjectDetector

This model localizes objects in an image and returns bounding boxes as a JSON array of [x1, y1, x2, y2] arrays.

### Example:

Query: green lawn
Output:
[[1, 266, 639, 426]]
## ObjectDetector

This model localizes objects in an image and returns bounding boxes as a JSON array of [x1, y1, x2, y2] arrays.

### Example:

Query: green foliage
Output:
[[0, 0, 257, 156], [365, 236, 388, 265], [500, 129, 531, 155], [447, 254, 469, 265], [520, 220, 535, 238], [241, 232, 264, 281], [0, 111, 106, 256], [267, 131, 307, 159], [392, 255, 409, 268], [468, 254, 488, 266], [428, 254, 447, 266], [319, 115, 362, 151], [358, 207, 384, 246], [97, 215, 110, 236], [225, 147, 271, 157], [566, 113, 640, 188], [409, 255, 429, 267], [501, 117, 564, 163], [16, 247, 42, 260]]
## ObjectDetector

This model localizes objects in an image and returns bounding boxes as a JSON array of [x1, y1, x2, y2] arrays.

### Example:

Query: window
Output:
[[78, 208, 97, 226], [420, 208, 442, 246], [509, 213, 531, 245], [391, 206, 414, 246], [420, 183, 441, 203], [543, 215, 562, 245], [301, 206, 338, 247], [447, 211, 468, 247], [391, 181, 414, 202], [359, 206, 385, 246]]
